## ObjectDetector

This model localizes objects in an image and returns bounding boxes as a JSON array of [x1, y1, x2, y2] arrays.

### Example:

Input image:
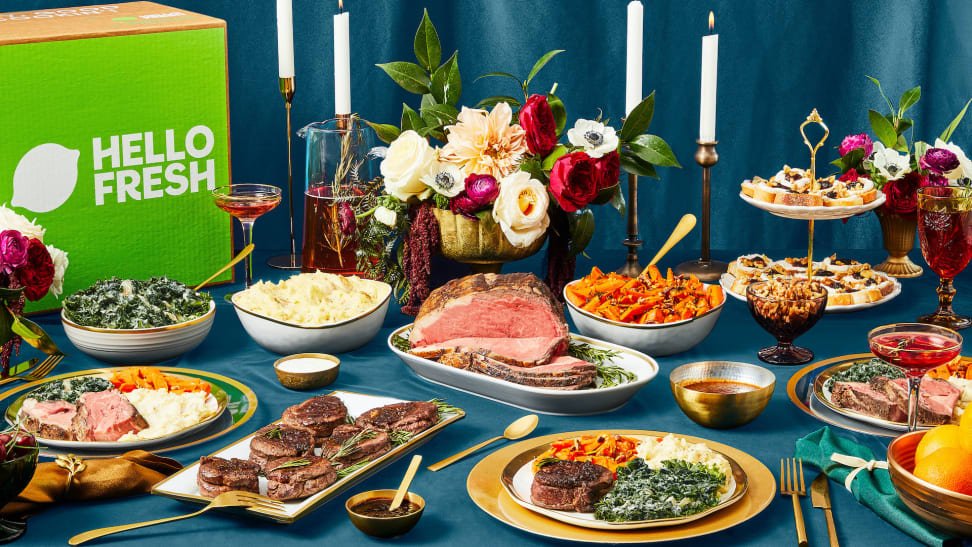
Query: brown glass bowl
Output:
[[888, 430, 972, 536], [345, 489, 425, 538], [746, 280, 827, 365], [670, 361, 776, 429], [273, 353, 340, 390]]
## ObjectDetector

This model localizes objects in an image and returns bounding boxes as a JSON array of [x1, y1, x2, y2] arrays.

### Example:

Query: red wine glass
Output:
[[213, 184, 282, 288], [868, 323, 962, 432], [917, 185, 972, 330]]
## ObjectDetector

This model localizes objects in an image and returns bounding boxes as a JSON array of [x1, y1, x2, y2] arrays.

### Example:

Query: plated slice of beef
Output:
[[830, 381, 907, 423], [409, 336, 565, 367], [356, 401, 438, 434], [320, 424, 391, 469], [19, 398, 77, 441], [264, 455, 337, 500], [249, 424, 315, 471], [530, 460, 614, 512], [197, 456, 260, 498], [865, 376, 961, 425], [468, 353, 596, 389], [72, 391, 149, 442], [281, 395, 348, 444]]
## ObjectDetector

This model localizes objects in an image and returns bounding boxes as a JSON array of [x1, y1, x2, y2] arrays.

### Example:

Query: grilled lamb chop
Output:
[[264, 455, 337, 500], [530, 461, 614, 512], [197, 456, 260, 498], [320, 424, 391, 469], [356, 401, 438, 434], [72, 391, 149, 442], [19, 399, 76, 440], [830, 381, 907, 423], [249, 424, 315, 471], [281, 395, 348, 443]]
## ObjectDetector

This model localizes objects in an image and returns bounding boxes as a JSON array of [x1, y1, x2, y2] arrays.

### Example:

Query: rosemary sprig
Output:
[[389, 429, 414, 446], [535, 457, 563, 468], [391, 333, 411, 352], [262, 426, 282, 439], [336, 458, 371, 479], [345, 414, 356, 425], [429, 398, 462, 418], [269, 458, 311, 472], [568, 341, 620, 366], [596, 363, 637, 389], [329, 429, 378, 461]]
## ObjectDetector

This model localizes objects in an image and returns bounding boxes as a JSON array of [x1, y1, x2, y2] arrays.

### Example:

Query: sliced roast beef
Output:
[[830, 381, 907, 423], [530, 461, 614, 512], [264, 455, 337, 500], [19, 398, 76, 441], [197, 456, 260, 498], [409, 273, 568, 352], [869, 376, 961, 425], [467, 352, 596, 389], [281, 395, 348, 443], [71, 391, 148, 442], [320, 424, 392, 468], [409, 336, 564, 367], [356, 401, 438, 434]]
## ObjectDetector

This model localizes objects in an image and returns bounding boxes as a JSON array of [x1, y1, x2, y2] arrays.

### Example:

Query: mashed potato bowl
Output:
[[231, 277, 392, 355]]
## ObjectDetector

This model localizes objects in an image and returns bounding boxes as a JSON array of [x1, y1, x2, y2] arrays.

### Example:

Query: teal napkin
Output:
[[794, 427, 959, 547]]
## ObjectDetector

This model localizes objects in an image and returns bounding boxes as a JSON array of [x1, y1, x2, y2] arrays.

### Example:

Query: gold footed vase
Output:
[[432, 208, 547, 274], [873, 211, 924, 278]]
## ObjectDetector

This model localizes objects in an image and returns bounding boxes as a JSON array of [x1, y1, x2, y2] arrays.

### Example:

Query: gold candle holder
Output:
[[268, 75, 302, 270], [615, 172, 644, 277], [675, 140, 728, 281]]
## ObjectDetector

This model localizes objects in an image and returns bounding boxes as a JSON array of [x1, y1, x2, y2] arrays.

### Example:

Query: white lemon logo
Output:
[[12, 143, 80, 213]]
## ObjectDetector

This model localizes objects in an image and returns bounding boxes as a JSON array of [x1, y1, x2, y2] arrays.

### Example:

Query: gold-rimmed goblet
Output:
[[917, 185, 972, 329]]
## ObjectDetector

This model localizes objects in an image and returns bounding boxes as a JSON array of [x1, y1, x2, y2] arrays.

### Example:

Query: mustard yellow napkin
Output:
[[1, 450, 182, 517]]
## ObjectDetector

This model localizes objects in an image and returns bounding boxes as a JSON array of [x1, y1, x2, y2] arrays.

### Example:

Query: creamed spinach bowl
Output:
[[61, 277, 215, 365]]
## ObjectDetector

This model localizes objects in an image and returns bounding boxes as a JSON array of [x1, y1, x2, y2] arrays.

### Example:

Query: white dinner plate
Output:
[[739, 189, 885, 220]]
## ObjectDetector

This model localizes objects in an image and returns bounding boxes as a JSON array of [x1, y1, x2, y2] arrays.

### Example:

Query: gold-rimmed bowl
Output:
[[888, 430, 972, 536], [273, 353, 339, 390], [670, 361, 775, 429], [345, 489, 425, 538]]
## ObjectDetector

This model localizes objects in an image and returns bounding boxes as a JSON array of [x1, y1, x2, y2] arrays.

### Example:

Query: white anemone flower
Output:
[[934, 138, 972, 180], [566, 119, 619, 158], [374, 206, 397, 227], [867, 142, 910, 181], [420, 160, 466, 197]]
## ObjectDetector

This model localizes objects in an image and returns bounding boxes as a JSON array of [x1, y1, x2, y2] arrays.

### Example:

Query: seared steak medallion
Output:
[[530, 460, 614, 512], [264, 455, 337, 500], [197, 456, 260, 498], [281, 395, 348, 443], [320, 424, 391, 468], [356, 401, 438, 434], [72, 391, 149, 442], [20, 399, 77, 440], [249, 424, 315, 471]]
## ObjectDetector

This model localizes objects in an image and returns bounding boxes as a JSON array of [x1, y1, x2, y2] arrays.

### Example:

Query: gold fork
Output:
[[68, 490, 286, 545], [781, 458, 809, 547], [0, 354, 63, 388]]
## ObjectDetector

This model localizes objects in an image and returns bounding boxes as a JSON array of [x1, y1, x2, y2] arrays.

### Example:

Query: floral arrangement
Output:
[[832, 77, 971, 217], [0, 204, 66, 377], [359, 10, 678, 313]]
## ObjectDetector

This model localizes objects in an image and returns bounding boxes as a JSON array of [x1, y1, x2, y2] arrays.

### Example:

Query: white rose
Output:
[[0, 204, 45, 242], [492, 171, 550, 248], [567, 119, 619, 158], [45, 244, 68, 297], [934, 138, 972, 180], [374, 206, 397, 227], [380, 130, 436, 201], [420, 160, 465, 197]]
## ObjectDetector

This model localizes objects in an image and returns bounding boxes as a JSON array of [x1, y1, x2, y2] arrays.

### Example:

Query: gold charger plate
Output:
[[467, 430, 775, 543]]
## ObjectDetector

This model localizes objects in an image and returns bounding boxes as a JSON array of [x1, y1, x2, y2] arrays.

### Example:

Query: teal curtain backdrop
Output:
[[4, 0, 972, 259]]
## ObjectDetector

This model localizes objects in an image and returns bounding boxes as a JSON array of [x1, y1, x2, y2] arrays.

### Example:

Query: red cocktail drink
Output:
[[212, 184, 282, 288], [917, 186, 972, 329]]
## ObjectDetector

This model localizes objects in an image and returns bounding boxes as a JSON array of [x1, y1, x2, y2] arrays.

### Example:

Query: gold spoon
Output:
[[389, 454, 422, 511], [193, 244, 254, 292], [427, 414, 539, 472], [643, 214, 697, 274]]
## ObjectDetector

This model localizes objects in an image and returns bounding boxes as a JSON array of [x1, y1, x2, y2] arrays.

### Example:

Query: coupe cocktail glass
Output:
[[213, 184, 282, 287]]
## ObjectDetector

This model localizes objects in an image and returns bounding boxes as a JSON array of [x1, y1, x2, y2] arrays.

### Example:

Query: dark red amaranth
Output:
[[544, 209, 575, 302], [402, 203, 440, 316]]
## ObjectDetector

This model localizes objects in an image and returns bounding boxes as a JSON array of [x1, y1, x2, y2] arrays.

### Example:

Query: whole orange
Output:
[[960, 409, 972, 453], [915, 424, 964, 464], [913, 447, 972, 496]]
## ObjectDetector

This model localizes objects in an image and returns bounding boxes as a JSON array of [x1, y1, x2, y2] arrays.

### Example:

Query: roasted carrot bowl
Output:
[[564, 267, 726, 357]]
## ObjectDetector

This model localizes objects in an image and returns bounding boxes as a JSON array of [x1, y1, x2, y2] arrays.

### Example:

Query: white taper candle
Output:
[[699, 12, 718, 142], [333, 8, 351, 115], [276, 0, 295, 79], [625, 1, 644, 116]]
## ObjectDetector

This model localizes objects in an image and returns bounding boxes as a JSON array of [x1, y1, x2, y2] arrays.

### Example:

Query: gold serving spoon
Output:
[[389, 454, 423, 511], [428, 414, 539, 472], [193, 244, 254, 292], [642, 213, 697, 274]]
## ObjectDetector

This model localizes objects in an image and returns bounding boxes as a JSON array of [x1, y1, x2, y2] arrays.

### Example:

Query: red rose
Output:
[[19, 239, 54, 302], [882, 172, 926, 216], [838, 168, 860, 183], [549, 151, 598, 212], [518, 94, 558, 157], [593, 151, 620, 189]]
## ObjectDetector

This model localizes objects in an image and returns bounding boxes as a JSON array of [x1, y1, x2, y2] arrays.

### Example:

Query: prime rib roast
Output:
[[320, 424, 392, 468], [355, 401, 438, 434], [249, 424, 315, 471], [197, 456, 260, 498], [408, 273, 595, 389], [71, 391, 149, 442], [281, 395, 348, 443], [20, 399, 77, 440], [530, 460, 614, 512], [264, 455, 337, 501], [831, 376, 961, 425]]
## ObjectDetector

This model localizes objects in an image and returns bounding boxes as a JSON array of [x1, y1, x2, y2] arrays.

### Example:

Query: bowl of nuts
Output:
[[746, 279, 827, 366]]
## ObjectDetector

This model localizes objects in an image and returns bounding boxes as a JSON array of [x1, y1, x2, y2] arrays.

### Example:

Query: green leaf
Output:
[[914, 140, 930, 162], [541, 145, 568, 170], [866, 75, 895, 114], [365, 121, 401, 144], [831, 147, 866, 174], [474, 71, 522, 87], [420, 103, 459, 127], [413, 9, 441, 72], [868, 109, 897, 147], [619, 149, 659, 178], [375, 61, 431, 95], [475, 95, 521, 109], [431, 50, 461, 105], [899, 86, 921, 117], [940, 98, 972, 142], [420, 93, 436, 108], [5, 311, 60, 355], [893, 134, 909, 153], [567, 208, 594, 257], [619, 91, 655, 143], [628, 134, 681, 168], [525, 49, 565, 87], [519, 159, 546, 183], [897, 116, 913, 135], [400, 103, 424, 132], [610, 183, 626, 217], [589, 183, 619, 206], [547, 92, 566, 135]]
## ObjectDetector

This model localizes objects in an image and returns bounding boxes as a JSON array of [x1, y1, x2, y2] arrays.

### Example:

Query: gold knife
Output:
[[811, 474, 839, 547]]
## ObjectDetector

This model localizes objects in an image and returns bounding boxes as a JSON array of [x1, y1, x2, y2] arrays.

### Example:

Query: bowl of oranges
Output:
[[887, 410, 972, 536]]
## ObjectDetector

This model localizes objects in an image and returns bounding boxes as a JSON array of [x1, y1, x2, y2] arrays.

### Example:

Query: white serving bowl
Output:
[[563, 281, 725, 357], [61, 301, 215, 364], [231, 281, 392, 355]]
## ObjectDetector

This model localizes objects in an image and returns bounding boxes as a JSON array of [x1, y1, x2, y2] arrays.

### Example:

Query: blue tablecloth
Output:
[[16, 248, 969, 546]]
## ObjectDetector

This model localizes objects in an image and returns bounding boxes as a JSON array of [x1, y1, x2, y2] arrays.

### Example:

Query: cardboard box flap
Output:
[[0, 2, 225, 46]]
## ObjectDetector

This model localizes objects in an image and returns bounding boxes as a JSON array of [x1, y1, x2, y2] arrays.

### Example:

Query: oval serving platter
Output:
[[500, 434, 747, 530]]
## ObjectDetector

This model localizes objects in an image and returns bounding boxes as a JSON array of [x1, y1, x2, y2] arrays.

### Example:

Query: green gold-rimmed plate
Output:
[[0, 367, 257, 458], [500, 434, 747, 530]]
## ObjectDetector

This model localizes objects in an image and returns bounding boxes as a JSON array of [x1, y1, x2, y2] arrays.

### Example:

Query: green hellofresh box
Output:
[[0, 2, 233, 312]]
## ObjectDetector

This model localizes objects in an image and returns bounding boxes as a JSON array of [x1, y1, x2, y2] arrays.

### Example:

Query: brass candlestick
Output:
[[615, 172, 644, 277], [675, 140, 727, 281], [268, 76, 301, 270]]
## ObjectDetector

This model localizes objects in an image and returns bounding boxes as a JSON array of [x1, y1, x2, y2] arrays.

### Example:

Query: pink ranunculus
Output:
[[920, 147, 960, 175], [838, 168, 860, 183], [0, 230, 29, 275], [838, 134, 874, 157], [464, 174, 499, 206], [449, 193, 481, 220]]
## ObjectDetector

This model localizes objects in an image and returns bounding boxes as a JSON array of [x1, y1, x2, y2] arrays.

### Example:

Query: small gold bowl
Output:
[[888, 430, 972, 536], [273, 353, 340, 390], [670, 361, 775, 429], [345, 489, 425, 538]]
